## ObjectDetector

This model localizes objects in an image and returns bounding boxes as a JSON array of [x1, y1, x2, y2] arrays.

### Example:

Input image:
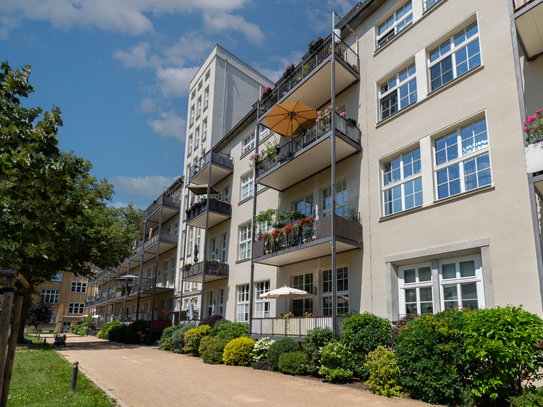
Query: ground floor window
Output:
[[236, 284, 249, 322], [399, 264, 433, 315], [322, 267, 349, 316], [292, 273, 313, 316], [68, 303, 85, 315], [255, 281, 270, 318]]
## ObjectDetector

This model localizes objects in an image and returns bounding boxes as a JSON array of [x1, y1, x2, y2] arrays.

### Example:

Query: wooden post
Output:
[[0, 277, 15, 404], [1, 283, 24, 407]]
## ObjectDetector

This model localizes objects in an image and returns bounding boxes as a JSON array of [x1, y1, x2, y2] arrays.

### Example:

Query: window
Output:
[[322, 180, 347, 217], [293, 273, 313, 316], [196, 97, 201, 118], [379, 63, 417, 120], [435, 118, 491, 200], [188, 227, 193, 257], [239, 224, 252, 260], [191, 90, 195, 100], [207, 290, 214, 316], [294, 195, 314, 217], [241, 173, 254, 201], [41, 289, 60, 304], [173, 222, 179, 236], [242, 133, 255, 155], [429, 21, 481, 92], [68, 303, 85, 315], [204, 87, 209, 109], [399, 264, 433, 315], [322, 267, 349, 315], [187, 136, 193, 156], [71, 282, 87, 293], [202, 119, 207, 140], [219, 288, 225, 316], [236, 284, 250, 321], [440, 256, 484, 311], [383, 148, 422, 215], [198, 80, 202, 91], [424, 0, 442, 11], [222, 186, 230, 203], [49, 309, 57, 323], [221, 233, 228, 263], [195, 127, 200, 150], [190, 106, 195, 126], [260, 126, 271, 140], [255, 281, 270, 318], [376, 0, 413, 48]]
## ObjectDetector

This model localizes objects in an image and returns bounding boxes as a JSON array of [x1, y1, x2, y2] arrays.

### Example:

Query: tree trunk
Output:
[[16, 278, 33, 344]]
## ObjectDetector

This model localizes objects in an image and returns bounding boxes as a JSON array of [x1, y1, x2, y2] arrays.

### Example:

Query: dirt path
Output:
[[57, 335, 426, 407]]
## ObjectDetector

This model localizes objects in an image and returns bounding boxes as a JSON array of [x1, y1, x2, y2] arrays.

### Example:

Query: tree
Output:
[[26, 298, 53, 333], [0, 61, 142, 342]]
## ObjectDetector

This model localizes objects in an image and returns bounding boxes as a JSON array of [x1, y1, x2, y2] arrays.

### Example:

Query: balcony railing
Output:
[[182, 261, 229, 282], [259, 34, 359, 115], [514, 0, 536, 11], [256, 113, 361, 179], [185, 198, 232, 225], [143, 194, 180, 220], [251, 316, 349, 337], [189, 151, 234, 181]]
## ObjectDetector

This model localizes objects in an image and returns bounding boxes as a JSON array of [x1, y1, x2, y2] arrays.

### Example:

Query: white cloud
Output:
[[163, 32, 215, 65], [146, 109, 186, 140], [110, 175, 181, 200], [0, 15, 20, 39], [113, 42, 163, 68], [138, 98, 163, 114], [108, 201, 147, 210], [253, 50, 305, 83], [203, 12, 264, 45], [156, 66, 199, 98]]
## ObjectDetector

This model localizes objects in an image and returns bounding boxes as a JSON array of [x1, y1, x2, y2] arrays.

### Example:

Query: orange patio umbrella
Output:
[[263, 101, 317, 137]]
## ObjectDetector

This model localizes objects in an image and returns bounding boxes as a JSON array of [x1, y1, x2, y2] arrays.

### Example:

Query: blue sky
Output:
[[1, 0, 354, 208]]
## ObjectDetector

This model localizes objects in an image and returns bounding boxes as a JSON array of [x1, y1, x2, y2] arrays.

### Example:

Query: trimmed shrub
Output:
[[391, 313, 420, 349], [365, 346, 403, 398], [396, 310, 467, 406], [278, 351, 308, 375], [110, 324, 128, 343], [252, 338, 274, 362], [159, 324, 185, 348], [200, 336, 231, 364], [210, 321, 248, 340], [97, 321, 122, 340], [171, 322, 196, 352], [71, 323, 87, 336], [200, 315, 224, 328], [267, 337, 300, 371], [509, 388, 543, 407], [125, 320, 147, 344], [162, 337, 172, 351], [464, 305, 543, 404], [302, 327, 336, 374], [251, 360, 268, 370], [340, 312, 391, 379], [183, 325, 212, 355], [223, 337, 255, 366], [318, 342, 352, 382]]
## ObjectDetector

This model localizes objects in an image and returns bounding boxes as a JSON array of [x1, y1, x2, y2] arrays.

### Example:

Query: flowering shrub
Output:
[[252, 337, 274, 362], [183, 325, 212, 355], [285, 64, 295, 73], [365, 346, 403, 398], [524, 110, 543, 143], [280, 311, 294, 319], [223, 337, 255, 366], [319, 342, 353, 382], [279, 351, 308, 375], [261, 87, 272, 97], [267, 337, 300, 371], [304, 312, 314, 318], [302, 327, 336, 373], [316, 106, 346, 131], [309, 36, 324, 50]]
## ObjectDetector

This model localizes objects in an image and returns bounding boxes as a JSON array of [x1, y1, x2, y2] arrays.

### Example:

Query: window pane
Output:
[[466, 22, 478, 38], [442, 263, 456, 279], [460, 261, 476, 277], [419, 267, 431, 282], [443, 284, 458, 306], [420, 287, 432, 302], [405, 269, 416, 283], [478, 168, 492, 187], [405, 289, 417, 303], [420, 302, 433, 314]]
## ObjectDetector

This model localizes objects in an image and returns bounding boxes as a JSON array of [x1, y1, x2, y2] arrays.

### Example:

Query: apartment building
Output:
[[178, 0, 543, 338], [32, 272, 89, 333], [85, 178, 183, 334]]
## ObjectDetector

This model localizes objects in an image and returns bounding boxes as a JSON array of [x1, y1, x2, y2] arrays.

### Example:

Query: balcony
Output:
[[256, 113, 361, 191], [123, 232, 179, 266], [182, 261, 229, 283], [143, 192, 181, 222], [514, 0, 543, 59], [259, 34, 359, 117], [251, 315, 349, 337], [185, 198, 232, 229], [252, 215, 363, 267], [189, 151, 234, 185]]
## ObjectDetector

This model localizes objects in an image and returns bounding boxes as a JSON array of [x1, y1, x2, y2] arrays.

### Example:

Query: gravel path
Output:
[[57, 334, 427, 407]]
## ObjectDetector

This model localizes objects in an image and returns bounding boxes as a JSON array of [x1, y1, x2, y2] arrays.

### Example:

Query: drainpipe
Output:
[[136, 220, 147, 321], [331, 11, 338, 334], [179, 212, 189, 323], [150, 207, 163, 339], [200, 164, 213, 320]]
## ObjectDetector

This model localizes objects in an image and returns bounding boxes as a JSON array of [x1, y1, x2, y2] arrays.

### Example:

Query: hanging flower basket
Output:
[[308, 37, 324, 53]]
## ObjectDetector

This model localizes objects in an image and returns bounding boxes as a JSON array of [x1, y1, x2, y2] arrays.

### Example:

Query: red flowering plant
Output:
[[249, 149, 264, 169], [285, 63, 295, 73], [308, 36, 324, 51], [280, 311, 294, 319], [524, 110, 543, 144], [262, 86, 272, 97]]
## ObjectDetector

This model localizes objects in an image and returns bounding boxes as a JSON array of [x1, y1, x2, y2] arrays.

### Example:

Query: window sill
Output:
[[235, 258, 251, 265], [238, 196, 253, 206], [427, 64, 484, 99], [240, 148, 254, 160], [376, 100, 419, 128]]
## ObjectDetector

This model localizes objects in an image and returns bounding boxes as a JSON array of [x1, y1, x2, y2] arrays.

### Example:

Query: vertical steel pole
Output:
[[136, 220, 147, 322], [331, 12, 338, 335], [179, 214, 189, 323], [71, 362, 79, 391], [104, 273, 111, 322], [200, 163, 212, 319], [249, 105, 260, 336], [150, 208, 163, 340]]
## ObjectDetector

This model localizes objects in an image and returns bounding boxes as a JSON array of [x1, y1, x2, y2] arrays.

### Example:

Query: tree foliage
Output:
[[26, 298, 53, 331]]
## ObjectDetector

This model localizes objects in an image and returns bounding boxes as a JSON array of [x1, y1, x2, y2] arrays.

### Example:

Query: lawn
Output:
[[7, 347, 115, 406]]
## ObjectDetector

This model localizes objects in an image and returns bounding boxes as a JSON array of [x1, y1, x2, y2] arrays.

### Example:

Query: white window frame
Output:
[[219, 288, 225, 316], [205, 70, 210, 81], [238, 224, 252, 260], [196, 97, 201, 119], [322, 179, 347, 218], [428, 20, 481, 93], [294, 195, 314, 217], [424, 0, 442, 12], [322, 267, 349, 316], [439, 254, 485, 311], [221, 233, 228, 263], [210, 237, 217, 260], [376, 0, 413, 49], [255, 281, 270, 318], [236, 284, 250, 322], [187, 136, 192, 157], [242, 133, 255, 155], [434, 117, 491, 201], [195, 127, 200, 151], [382, 147, 422, 216], [398, 263, 434, 316], [41, 289, 60, 304], [379, 63, 417, 121], [204, 87, 209, 109], [207, 289, 214, 316], [260, 126, 271, 141], [68, 302, 85, 315], [50, 308, 57, 323], [202, 119, 207, 140], [240, 173, 254, 201], [292, 272, 314, 316], [190, 106, 195, 126]]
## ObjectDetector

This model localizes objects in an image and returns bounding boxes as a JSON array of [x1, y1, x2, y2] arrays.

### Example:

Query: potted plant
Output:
[[308, 36, 324, 53], [283, 64, 295, 78], [262, 87, 272, 98], [525, 110, 543, 143]]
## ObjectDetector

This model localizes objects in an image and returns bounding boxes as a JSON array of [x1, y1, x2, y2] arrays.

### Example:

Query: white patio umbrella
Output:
[[116, 274, 139, 280], [187, 298, 194, 321], [260, 286, 310, 314], [211, 303, 215, 316]]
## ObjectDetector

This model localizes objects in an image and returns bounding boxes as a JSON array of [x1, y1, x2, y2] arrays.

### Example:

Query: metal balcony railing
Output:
[[182, 261, 229, 280], [514, 0, 536, 11], [189, 151, 234, 181], [251, 315, 349, 336], [185, 199, 232, 223]]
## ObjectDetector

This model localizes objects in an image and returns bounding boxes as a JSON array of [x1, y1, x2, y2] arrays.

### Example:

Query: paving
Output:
[[57, 334, 427, 407]]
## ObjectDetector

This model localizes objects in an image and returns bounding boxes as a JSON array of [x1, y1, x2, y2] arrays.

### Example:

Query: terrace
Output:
[[251, 315, 349, 338], [182, 261, 229, 283], [185, 198, 232, 229], [189, 151, 234, 185]]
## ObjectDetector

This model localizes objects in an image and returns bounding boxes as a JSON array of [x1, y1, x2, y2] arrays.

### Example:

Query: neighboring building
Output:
[[85, 177, 183, 334], [178, 0, 543, 339], [31, 272, 89, 333]]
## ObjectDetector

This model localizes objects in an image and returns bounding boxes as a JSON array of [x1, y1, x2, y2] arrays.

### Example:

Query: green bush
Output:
[[210, 321, 248, 340], [302, 327, 336, 373], [162, 337, 172, 351], [267, 337, 300, 371], [183, 325, 212, 355], [340, 312, 391, 379], [509, 388, 543, 407], [396, 310, 467, 406], [159, 324, 185, 348], [71, 323, 87, 336], [252, 337, 273, 362], [365, 346, 403, 398], [96, 321, 122, 340], [125, 320, 147, 344], [278, 351, 308, 375], [318, 342, 352, 382], [464, 305, 543, 404], [391, 314, 420, 349], [223, 337, 255, 366], [110, 324, 128, 342], [171, 322, 196, 352], [200, 337, 231, 364]]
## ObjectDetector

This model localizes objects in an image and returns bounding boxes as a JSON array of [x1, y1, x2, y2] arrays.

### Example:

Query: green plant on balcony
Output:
[[308, 36, 324, 53], [284, 64, 295, 77], [303, 64, 310, 75], [261, 86, 272, 98], [345, 208, 360, 223], [525, 110, 543, 143], [316, 106, 346, 131]]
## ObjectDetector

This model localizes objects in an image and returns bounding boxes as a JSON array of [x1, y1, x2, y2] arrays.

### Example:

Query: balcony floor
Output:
[[191, 162, 233, 185], [186, 210, 230, 229], [516, 0, 543, 59]]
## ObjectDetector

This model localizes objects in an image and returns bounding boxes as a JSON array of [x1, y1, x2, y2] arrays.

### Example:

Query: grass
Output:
[[7, 347, 116, 407]]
